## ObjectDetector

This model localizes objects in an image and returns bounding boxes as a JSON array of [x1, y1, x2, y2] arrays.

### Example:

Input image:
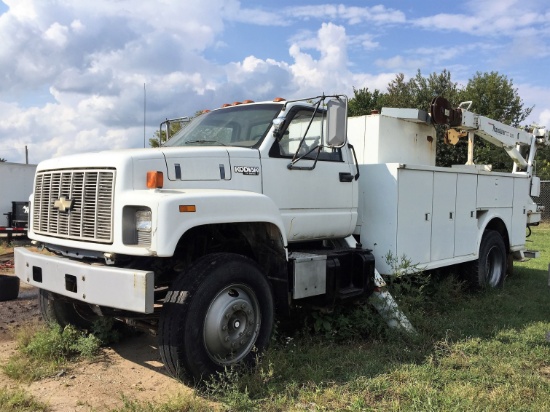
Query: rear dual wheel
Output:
[[467, 230, 507, 289], [159, 253, 274, 383]]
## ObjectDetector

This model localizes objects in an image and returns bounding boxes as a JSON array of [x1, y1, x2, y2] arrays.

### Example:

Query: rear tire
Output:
[[0, 275, 20, 301], [466, 230, 507, 289], [158, 253, 274, 383], [39, 290, 98, 330]]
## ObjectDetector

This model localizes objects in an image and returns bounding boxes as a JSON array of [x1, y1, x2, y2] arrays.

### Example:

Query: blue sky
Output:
[[1, 0, 550, 164]]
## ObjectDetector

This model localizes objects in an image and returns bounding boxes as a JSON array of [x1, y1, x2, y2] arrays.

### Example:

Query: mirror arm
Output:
[[291, 99, 323, 164], [287, 145, 322, 171], [348, 143, 360, 180]]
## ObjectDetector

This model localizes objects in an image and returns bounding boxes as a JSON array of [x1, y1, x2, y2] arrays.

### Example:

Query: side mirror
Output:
[[272, 117, 285, 139], [326, 98, 347, 147]]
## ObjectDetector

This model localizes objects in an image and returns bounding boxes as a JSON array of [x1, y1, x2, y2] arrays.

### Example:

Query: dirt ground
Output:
[[0, 249, 193, 411]]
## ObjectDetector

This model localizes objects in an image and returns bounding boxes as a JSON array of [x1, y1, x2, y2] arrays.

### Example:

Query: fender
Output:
[[150, 188, 288, 257], [475, 208, 512, 253]]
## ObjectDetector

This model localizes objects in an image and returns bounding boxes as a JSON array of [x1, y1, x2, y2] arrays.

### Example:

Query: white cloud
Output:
[[70, 19, 84, 33], [3, 0, 38, 21], [225, 56, 292, 98], [413, 0, 550, 37], [516, 82, 550, 128], [349, 33, 379, 51], [1, 0, 549, 165], [221, 3, 287, 26], [288, 23, 351, 94], [287, 4, 405, 25], [539, 110, 550, 127], [43, 22, 69, 47], [375, 55, 428, 72], [0, 1, 398, 164]]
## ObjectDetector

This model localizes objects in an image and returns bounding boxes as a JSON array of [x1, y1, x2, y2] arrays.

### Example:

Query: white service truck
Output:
[[14, 94, 547, 382]]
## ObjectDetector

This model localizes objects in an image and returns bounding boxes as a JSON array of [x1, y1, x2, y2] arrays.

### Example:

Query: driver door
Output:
[[261, 107, 357, 242]]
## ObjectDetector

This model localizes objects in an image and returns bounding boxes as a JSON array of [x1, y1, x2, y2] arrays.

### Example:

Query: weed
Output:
[[198, 227, 550, 411], [22, 323, 101, 360], [304, 299, 383, 342], [0, 386, 48, 411], [91, 317, 121, 344], [112, 393, 215, 412], [2, 322, 102, 382], [5, 228, 550, 411], [204, 367, 257, 411], [295, 251, 445, 344]]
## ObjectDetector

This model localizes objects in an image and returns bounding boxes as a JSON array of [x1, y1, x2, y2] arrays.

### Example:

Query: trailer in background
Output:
[[0, 162, 37, 241]]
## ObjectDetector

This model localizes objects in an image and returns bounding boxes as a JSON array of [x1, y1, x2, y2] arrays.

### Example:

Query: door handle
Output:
[[339, 172, 354, 182]]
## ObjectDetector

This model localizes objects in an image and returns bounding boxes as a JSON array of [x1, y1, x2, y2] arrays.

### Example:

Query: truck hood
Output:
[[161, 146, 260, 181], [36, 148, 165, 173], [162, 147, 229, 181], [36, 146, 262, 191]]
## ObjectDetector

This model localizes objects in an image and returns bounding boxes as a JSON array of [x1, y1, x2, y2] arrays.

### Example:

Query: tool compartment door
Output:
[[396, 169, 433, 266], [431, 172, 457, 261]]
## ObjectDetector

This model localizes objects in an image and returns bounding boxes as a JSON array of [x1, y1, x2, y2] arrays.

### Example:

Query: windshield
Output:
[[164, 103, 282, 148]]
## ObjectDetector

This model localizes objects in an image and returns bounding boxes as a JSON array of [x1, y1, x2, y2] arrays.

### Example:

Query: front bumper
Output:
[[14, 248, 155, 314]]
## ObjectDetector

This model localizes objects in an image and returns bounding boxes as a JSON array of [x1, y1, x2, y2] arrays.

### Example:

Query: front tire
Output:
[[158, 253, 274, 383], [39, 290, 98, 329], [467, 230, 507, 289]]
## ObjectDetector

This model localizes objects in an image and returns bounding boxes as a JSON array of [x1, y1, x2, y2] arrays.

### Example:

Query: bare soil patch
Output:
[[0, 248, 192, 411]]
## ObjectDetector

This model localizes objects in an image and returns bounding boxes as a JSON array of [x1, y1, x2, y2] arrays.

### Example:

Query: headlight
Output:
[[136, 210, 152, 232], [123, 206, 152, 246]]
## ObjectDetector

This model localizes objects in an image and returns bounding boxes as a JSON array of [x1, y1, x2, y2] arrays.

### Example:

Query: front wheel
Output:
[[158, 253, 274, 383], [39, 290, 99, 330], [466, 230, 507, 289]]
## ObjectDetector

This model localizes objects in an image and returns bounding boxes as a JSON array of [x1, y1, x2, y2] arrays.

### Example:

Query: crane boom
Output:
[[430, 96, 548, 175]]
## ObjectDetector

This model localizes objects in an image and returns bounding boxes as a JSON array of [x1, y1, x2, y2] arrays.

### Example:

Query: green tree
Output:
[[348, 87, 386, 116], [532, 130, 550, 180], [149, 111, 205, 148], [384, 70, 465, 166], [460, 71, 531, 126], [149, 120, 184, 148], [459, 71, 533, 171], [384, 70, 461, 110], [349, 70, 535, 170], [383, 73, 413, 108]]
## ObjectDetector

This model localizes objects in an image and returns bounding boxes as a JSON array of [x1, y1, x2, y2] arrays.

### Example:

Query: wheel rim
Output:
[[203, 284, 261, 365], [484, 245, 504, 287]]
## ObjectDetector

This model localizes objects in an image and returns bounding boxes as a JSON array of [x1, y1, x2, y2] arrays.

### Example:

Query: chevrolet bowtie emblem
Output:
[[53, 196, 73, 212]]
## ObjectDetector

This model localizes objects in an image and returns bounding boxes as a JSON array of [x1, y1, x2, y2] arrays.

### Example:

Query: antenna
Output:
[[143, 83, 146, 148]]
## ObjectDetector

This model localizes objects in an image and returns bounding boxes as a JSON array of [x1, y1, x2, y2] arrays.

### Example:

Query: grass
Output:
[[0, 387, 47, 412], [111, 225, 550, 411], [196, 224, 550, 411], [2, 322, 102, 382], [111, 394, 215, 412], [3, 226, 550, 411], [0, 240, 11, 255]]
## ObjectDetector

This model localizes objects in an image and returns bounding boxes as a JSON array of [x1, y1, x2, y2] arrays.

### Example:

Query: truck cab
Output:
[[15, 95, 376, 383]]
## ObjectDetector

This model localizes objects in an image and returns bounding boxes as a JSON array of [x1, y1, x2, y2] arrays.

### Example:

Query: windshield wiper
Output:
[[185, 140, 226, 146]]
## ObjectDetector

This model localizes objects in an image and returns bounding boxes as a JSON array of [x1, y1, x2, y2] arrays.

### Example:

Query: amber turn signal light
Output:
[[147, 171, 164, 189], [179, 205, 196, 213]]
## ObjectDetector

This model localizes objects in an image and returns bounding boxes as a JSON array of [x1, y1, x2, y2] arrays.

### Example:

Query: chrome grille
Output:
[[33, 169, 116, 243]]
